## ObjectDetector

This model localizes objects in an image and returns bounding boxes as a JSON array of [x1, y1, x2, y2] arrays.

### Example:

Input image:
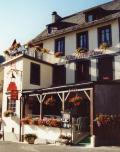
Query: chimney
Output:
[[52, 11, 61, 23]]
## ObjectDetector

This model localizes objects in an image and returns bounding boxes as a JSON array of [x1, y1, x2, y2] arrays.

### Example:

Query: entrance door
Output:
[[71, 98, 90, 145]]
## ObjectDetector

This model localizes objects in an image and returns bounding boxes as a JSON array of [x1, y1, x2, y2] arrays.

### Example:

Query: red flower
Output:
[[68, 94, 82, 106]]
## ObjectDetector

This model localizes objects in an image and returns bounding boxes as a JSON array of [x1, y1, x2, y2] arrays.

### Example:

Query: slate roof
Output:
[[30, 0, 120, 45]]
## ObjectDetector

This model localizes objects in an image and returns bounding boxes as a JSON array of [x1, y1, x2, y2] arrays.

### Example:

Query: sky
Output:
[[0, 0, 111, 53]]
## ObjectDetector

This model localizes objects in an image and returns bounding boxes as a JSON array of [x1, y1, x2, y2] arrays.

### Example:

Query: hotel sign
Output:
[[65, 50, 103, 61]]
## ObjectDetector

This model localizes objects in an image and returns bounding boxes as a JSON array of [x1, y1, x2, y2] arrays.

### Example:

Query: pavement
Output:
[[0, 141, 120, 152]]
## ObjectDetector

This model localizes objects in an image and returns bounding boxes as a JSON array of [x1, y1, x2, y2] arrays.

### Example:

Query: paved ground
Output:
[[0, 141, 120, 152]]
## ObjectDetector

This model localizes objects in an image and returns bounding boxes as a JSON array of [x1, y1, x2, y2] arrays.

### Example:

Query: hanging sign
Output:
[[10, 90, 18, 100], [7, 82, 18, 101]]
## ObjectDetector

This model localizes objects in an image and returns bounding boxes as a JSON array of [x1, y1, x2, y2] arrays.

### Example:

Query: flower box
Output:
[[21, 117, 62, 128], [58, 135, 71, 145], [54, 52, 63, 57], [21, 116, 33, 125], [99, 42, 109, 50], [75, 47, 88, 53]]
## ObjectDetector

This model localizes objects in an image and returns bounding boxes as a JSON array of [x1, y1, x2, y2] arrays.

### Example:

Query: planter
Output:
[[4, 110, 14, 117], [99, 42, 109, 51], [54, 52, 63, 57], [58, 135, 71, 145], [24, 134, 37, 144]]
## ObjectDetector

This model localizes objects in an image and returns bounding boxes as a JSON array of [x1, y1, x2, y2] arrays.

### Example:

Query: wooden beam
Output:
[[28, 88, 93, 97], [57, 93, 62, 102], [36, 95, 41, 103], [41, 94, 46, 103], [40, 95, 42, 119], [65, 92, 70, 101], [36, 95, 43, 119], [84, 90, 91, 102]]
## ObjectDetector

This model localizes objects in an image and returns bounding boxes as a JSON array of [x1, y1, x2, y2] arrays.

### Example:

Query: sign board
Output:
[[10, 90, 18, 100], [7, 82, 18, 101], [65, 50, 103, 61]]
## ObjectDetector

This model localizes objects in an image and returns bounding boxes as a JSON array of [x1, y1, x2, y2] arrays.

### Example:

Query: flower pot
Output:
[[27, 137, 36, 144], [24, 134, 37, 144]]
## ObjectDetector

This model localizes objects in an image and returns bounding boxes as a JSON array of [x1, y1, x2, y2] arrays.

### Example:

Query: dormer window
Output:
[[51, 27, 58, 33], [87, 14, 93, 22], [47, 26, 51, 34], [47, 25, 58, 34]]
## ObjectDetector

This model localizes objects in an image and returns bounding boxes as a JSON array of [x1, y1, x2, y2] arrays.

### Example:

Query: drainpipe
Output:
[[19, 96, 22, 142]]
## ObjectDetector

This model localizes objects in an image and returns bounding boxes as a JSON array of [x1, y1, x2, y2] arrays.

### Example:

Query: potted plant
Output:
[[68, 94, 83, 106], [44, 96, 55, 106], [75, 47, 88, 53], [21, 116, 33, 125], [4, 110, 14, 117], [41, 48, 49, 53], [94, 114, 111, 128], [24, 134, 37, 144], [99, 42, 109, 51], [59, 135, 71, 145], [45, 119, 61, 127]]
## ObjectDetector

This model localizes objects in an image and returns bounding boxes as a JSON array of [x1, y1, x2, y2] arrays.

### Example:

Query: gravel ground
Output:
[[0, 141, 120, 152]]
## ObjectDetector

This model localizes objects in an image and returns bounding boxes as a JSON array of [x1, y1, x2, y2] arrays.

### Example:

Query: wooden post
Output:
[[90, 89, 94, 135], [36, 95, 42, 119], [19, 96, 22, 142], [62, 92, 65, 112], [40, 95, 42, 119]]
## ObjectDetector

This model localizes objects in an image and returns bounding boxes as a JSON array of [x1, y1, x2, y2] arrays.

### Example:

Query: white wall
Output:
[[90, 59, 97, 81], [24, 125, 71, 142], [2, 58, 23, 118], [22, 58, 53, 90], [43, 39, 54, 52], [114, 55, 120, 80], [89, 28, 98, 51], [66, 63, 76, 84], [65, 32, 76, 55], [42, 19, 120, 60]]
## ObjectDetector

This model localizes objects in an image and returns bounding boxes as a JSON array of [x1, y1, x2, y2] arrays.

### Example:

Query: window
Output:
[[98, 25, 112, 47], [30, 62, 40, 85], [7, 98, 16, 112], [77, 31, 88, 49], [75, 61, 90, 83], [97, 57, 113, 81], [55, 37, 65, 55], [53, 65, 66, 86], [87, 15, 94, 22]]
